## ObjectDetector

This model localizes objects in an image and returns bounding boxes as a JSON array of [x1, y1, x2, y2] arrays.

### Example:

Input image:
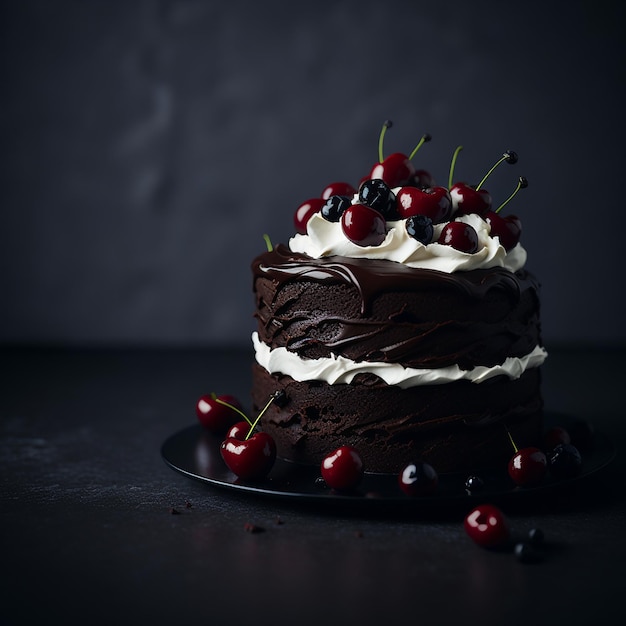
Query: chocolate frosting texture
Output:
[[252, 244, 542, 370]]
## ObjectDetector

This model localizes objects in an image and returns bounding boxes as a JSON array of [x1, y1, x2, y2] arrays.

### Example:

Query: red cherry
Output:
[[543, 426, 571, 451], [220, 432, 276, 480], [450, 182, 492, 217], [294, 198, 325, 234], [396, 186, 453, 223], [398, 461, 438, 496], [226, 420, 251, 441], [321, 182, 357, 200], [195, 394, 243, 434], [369, 152, 416, 187], [508, 447, 548, 486], [484, 211, 522, 251], [321, 445, 364, 491], [341, 203, 386, 247], [464, 504, 511, 548], [413, 169, 435, 188], [437, 222, 479, 253]]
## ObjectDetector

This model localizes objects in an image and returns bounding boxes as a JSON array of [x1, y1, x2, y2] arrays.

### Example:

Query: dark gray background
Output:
[[2, 0, 624, 348]]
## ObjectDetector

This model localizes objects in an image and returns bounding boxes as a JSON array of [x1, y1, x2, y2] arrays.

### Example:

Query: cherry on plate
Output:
[[220, 431, 276, 480], [508, 447, 548, 487], [321, 445, 364, 491], [398, 461, 439, 496], [195, 394, 243, 434]]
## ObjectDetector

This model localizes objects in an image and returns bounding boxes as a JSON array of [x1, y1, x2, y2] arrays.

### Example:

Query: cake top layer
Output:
[[290, 211, 526, 273], [287, 122, 528, 274]]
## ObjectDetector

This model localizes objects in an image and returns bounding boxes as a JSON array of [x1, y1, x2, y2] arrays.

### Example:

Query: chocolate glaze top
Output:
[[252, 245, 542, 370]]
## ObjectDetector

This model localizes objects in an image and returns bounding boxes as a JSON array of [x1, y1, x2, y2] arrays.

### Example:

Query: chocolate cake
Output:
[[250, 127, 547, 474]]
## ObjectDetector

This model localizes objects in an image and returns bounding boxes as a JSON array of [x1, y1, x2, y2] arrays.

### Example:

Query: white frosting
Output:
[[253, 332, 548, 389], [289, 192, 527, 273]]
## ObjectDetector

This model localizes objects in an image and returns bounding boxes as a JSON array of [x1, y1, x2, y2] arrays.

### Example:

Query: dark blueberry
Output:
[[514, 541, 543, 564], [528, 528, 545, 547], [464, 475, 485, 494], [358, 179, 398, 219], [321, 195, 352, 222], [405, 214, 434, 244], [548, 443, 582, 479]]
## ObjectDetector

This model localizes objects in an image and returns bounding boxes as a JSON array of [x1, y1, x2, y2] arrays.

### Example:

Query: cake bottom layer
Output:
[[252, 364, 544, 474]]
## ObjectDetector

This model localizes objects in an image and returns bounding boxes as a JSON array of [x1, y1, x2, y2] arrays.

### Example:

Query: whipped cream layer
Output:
[[290, 210, 527, 274], [253, 332, 547, 389]]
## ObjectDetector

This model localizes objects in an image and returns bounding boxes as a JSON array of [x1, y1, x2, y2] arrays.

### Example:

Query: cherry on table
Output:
[[320, 445, 364, 491], [464, 504, 510, 548], [398, 461, 438, 496], [514, 541, 543, 564]]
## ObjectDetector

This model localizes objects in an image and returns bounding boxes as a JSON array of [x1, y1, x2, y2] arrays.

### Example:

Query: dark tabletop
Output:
[[1, 345, 625, 626]]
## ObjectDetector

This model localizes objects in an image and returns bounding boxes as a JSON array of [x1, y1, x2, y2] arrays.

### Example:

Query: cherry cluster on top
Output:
[[294, 120, 527, 254]]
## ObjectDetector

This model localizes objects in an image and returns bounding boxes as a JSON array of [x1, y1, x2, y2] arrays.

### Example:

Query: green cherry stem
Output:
[[506, 427, 519, 453], [448, 145, 463, 189], [263, 233, 273, 252], [378, 120, 393, 163], [476, 150, 518, 191], [245, 392, 280, 440], [408, 133, 432, 161], [214, 394, 253, 425], [495, 176, 528, 214]]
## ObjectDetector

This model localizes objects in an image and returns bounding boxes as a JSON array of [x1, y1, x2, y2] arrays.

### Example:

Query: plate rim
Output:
[[161, 412, 615, 508]]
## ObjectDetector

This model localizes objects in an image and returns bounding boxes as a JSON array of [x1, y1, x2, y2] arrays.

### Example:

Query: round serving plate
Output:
[[161, 412, 615, 510]]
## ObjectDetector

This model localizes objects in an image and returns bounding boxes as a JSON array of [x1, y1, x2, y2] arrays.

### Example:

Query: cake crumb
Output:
[[244, 522, 265, 534], [355, 530, 364, 538], [169, 507, 181, 515], [185, 500, 193, 509], [274, 515, 284, 525]]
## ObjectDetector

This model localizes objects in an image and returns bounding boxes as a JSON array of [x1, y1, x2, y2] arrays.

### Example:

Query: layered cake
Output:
[[251, 125, 547, 474]]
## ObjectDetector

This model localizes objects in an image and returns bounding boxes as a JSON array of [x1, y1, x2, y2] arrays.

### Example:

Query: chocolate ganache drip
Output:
[[252, 245, 541, 370]]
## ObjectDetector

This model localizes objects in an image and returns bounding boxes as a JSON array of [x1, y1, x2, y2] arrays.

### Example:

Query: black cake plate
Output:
[[161, 413, 615, 510]]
